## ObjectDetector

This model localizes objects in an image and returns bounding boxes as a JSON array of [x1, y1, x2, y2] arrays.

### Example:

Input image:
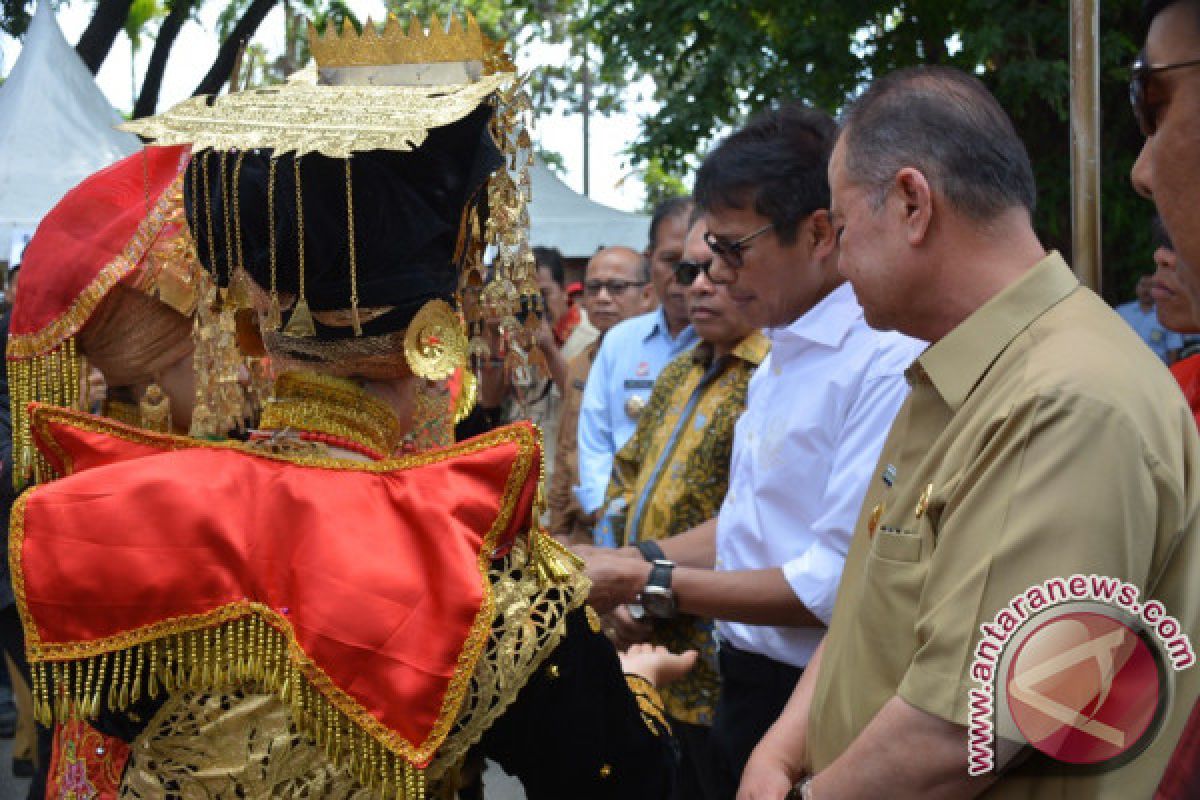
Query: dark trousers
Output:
[[672, 717, 719, 800], [0, 603, 50, 800], [708, 643, 804, 799]]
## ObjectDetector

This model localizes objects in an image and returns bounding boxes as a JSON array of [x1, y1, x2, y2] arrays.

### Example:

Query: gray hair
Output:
[[839, 66, 1036, 221]]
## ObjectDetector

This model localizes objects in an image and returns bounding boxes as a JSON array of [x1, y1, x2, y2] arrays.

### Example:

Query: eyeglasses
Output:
[[583, 279, 647, 297], [1130, 56, 1200, 136], [674, 258, 715, 287], [704, 222, 774, 269]]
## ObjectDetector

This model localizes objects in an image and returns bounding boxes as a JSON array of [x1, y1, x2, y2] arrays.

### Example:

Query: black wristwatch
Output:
[[640, 559, 677, 619], [635, 540, 666, 562]]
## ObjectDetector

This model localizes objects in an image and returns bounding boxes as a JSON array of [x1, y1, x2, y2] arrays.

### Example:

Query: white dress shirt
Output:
[[715, 282, 926, 668]]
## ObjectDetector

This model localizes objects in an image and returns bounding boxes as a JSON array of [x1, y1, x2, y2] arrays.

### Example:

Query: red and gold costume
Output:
[[12, 13, 677, 800]]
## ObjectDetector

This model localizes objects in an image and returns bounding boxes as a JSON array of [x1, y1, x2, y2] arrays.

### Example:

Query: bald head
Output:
[[584, 246, 654, 333]]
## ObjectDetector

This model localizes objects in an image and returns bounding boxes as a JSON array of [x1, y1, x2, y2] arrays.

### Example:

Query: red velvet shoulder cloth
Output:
[[13, 404, 575, 798]]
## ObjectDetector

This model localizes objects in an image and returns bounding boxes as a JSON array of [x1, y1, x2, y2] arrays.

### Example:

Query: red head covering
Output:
[[6, 145, 194, 487], [9, 144, 193, 355]]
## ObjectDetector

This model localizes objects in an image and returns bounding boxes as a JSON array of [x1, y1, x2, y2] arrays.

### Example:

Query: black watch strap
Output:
[[636, 540, 666, 562]]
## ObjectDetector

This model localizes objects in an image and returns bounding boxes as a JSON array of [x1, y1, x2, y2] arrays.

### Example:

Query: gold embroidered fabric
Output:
[[120, 69, 513, 159], [120, 690, 368, 800], [426, 541, 589, 781], [117, 546, 588, 798]]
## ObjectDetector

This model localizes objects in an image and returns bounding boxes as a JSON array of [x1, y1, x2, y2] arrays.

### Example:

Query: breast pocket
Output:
[[857, 526, 930, 683]]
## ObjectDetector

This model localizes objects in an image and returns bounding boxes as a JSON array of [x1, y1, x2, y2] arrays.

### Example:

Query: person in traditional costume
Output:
[[5, 142, 261, 798], [11, 13, 690, 800]]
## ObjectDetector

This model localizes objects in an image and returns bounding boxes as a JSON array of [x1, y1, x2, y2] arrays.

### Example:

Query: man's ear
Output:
[[808, 210, 837, 261], [641, 281, 658, 312], [894, 167, 934, 245]]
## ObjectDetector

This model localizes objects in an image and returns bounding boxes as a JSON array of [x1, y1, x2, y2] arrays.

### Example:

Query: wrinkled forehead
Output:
[[586, 250, 643, 280]]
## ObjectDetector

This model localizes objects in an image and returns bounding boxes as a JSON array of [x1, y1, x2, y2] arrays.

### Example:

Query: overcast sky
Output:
[[0, 0, 654, 211]]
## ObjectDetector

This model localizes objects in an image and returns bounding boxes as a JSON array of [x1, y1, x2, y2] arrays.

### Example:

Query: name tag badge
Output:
[[624, 379, 655, 390]]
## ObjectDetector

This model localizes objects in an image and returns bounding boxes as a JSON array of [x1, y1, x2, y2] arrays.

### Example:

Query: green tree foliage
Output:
[[576, 0, 1152, 300]]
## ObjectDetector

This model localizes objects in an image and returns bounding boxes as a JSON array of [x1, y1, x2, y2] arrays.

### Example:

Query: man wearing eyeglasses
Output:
[[547, 245, 656, 542], [1133, 3, 1200, 797], [579, 104, 923, 798], [574, 199, 700, 542]]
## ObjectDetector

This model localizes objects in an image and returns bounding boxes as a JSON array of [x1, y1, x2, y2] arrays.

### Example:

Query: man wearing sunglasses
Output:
[[1133, 3, 1200, 797], [597, 215, 769, 799], [580, 104, 923, 798], [575, 199, 700, 542]]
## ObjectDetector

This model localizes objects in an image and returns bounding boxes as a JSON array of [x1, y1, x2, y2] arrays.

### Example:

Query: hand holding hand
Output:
[[618, 644, 698, 687], [573, 545, 649, 614], [602, 605, 653, 651]]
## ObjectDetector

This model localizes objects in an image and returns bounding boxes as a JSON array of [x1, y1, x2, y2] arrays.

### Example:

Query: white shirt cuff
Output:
[[781, 540, 847, 625]]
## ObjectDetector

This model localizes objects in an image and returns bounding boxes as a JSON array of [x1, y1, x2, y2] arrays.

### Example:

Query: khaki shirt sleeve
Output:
[[898, 390, 1171, 726], [547, 355, 589, 537]]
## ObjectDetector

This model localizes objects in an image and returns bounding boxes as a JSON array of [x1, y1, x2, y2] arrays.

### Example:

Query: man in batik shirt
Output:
[[603, 215, 767, 800]]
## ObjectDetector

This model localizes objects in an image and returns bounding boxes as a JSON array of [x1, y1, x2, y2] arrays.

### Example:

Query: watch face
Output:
[[642, 586, 676, 619]]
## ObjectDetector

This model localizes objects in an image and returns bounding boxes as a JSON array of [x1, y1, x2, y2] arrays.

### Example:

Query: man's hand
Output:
[[574, 545, 650, 614], [618, 644, 698, 688], [737, 759, 800, 800], [602, 605, 653, 651]]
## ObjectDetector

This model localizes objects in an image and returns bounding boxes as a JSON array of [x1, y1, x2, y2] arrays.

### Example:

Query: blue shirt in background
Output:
[[1116, 301, 1183, 363], [574, 308, 699, 517]]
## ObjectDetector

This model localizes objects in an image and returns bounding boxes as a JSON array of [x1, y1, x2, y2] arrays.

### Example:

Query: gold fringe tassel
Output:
[[32, 615, 428, 799], [10, 339, 83, 488]]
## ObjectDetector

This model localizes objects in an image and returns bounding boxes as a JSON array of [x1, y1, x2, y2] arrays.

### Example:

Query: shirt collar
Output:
[[918, 251, 1078, 411], [770, 282, 862, 349], [690, 330, 771, 368], [644, 306, 694, 344]]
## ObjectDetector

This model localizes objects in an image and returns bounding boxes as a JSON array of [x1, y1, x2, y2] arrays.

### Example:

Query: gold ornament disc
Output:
[[404, 299, 467, 381]]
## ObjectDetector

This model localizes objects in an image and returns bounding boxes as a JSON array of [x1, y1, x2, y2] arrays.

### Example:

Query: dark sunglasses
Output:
[[674, 258, 715, 287], [703, 222, 774, 269], [1130, 55, 1200, 136]]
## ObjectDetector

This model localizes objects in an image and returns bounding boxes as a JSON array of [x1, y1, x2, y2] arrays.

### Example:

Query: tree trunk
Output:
[[75, 0, 134, 74], [133, 0, 193, 118], [191, 0, 278, 97]]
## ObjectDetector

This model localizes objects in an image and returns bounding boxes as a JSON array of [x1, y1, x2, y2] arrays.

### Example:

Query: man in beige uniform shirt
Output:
[[739, 66, 1200, 799]]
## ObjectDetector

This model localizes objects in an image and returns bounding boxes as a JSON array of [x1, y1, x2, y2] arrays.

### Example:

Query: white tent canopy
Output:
[[527, 161, 650, 258], [0, 2, 139, 262]]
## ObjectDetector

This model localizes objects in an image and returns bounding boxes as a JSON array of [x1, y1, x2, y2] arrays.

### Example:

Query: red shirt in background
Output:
[[1171, 353, 1200, 429]]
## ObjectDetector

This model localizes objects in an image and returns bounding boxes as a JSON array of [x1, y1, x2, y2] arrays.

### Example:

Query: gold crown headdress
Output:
[[122, 13, 546, 421]]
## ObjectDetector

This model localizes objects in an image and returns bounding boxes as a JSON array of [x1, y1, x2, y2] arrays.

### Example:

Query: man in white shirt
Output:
[[580, 104, 924, 797]]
